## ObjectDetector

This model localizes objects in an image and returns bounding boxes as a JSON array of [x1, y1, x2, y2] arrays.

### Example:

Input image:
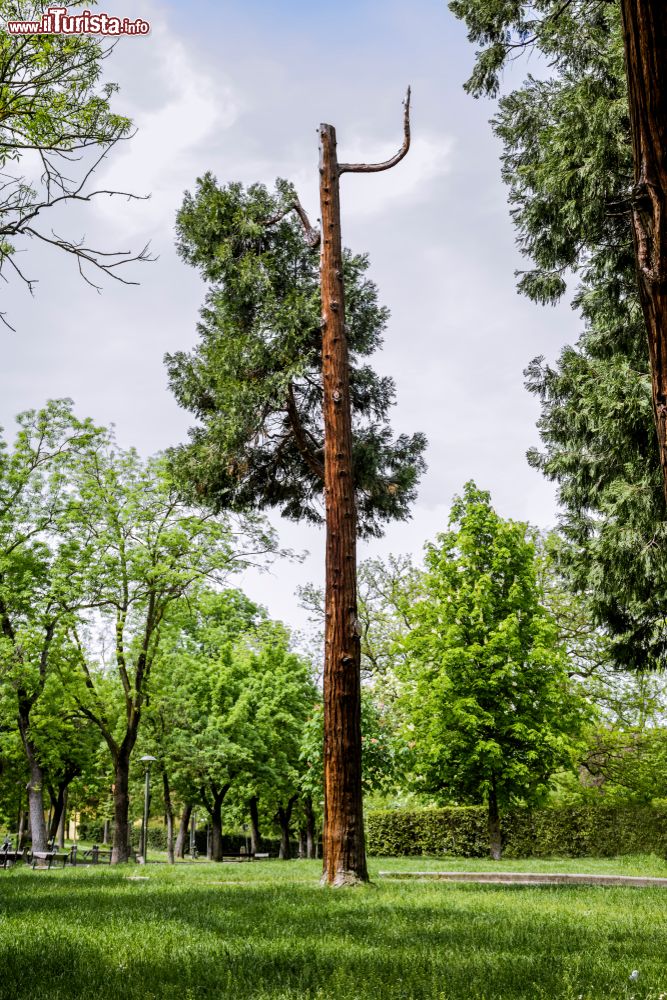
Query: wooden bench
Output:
[[31, 850, 69, 870], [81, 845, 112, 865], [0, 848, 27, 869], [221, 852, 254, 862]]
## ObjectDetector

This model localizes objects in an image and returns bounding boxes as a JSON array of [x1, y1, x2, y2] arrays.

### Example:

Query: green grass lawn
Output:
[[1, 856, 667, 1000]]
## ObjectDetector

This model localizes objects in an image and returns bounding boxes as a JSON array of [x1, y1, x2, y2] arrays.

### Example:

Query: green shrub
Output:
[[366, 804, 667, 857]]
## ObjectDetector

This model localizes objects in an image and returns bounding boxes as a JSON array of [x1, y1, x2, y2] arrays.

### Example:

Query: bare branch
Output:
[[264, 194, 320, 248], [339, 87, 411, 176]]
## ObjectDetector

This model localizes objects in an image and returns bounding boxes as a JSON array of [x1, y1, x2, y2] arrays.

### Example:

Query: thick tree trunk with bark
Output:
[[317, 94, 410, 886], [26, 758, 48, 853], [175, 803, 192, 859], [248, 795, 262, 854], [620, 1, 667, 501], [488, 780, 502, 861], [17, 688, 49, 853], [319, 123, 368, 888], [112, 750, 132, 864]]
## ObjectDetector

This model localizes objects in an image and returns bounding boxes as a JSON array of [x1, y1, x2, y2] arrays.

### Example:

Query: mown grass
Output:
[[1, 856, 666, 999]]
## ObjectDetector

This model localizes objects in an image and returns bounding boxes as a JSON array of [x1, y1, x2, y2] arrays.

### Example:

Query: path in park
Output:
[[378, 871, 667, 888]]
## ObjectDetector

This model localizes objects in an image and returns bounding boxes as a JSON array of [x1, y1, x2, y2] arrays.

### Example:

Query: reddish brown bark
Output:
[[319, 122, 368, 887], [620, 1, 667, 501], [318, 93, 411, 887]]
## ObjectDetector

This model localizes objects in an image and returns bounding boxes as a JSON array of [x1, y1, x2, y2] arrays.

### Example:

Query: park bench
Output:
[[30, 850, 69, 870], [221, 851, 254, 862], [81, 845, 112, 865], [0, 848, 27, 869]]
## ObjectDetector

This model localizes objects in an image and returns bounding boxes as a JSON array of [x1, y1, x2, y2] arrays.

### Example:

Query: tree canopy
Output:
[[402, 483, 589, 858], [165, 175, 426, 539]]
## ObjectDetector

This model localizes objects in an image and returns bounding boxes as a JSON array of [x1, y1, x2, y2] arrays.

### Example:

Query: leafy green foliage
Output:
[[450, 0, 667, 668], [367, 802, 667, 859], [402, 483, 589, 813], [166, 175, 427, 538]]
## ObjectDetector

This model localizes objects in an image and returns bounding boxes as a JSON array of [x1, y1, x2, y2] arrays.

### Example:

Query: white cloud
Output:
[[339, 133, 455, 219], [93, 13, 239, 235]]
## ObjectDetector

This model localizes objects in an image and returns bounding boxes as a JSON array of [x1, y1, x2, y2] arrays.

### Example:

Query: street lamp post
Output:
[[139, 755, 157, 863]]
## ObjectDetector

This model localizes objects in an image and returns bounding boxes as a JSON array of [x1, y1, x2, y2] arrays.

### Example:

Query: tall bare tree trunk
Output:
[[620, 1, 667, 500], [319, 122, 368, 888], [318, 93, 410, 885]]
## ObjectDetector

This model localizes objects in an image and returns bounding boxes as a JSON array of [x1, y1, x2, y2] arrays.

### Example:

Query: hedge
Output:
[[366, 804, 667, 858]]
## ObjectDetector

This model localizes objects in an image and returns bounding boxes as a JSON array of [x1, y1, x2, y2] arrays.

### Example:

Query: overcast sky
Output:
[[1, 0, 582, 638]]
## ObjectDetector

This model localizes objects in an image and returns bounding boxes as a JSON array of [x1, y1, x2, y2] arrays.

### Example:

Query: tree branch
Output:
[[339, 87, 411, 175]]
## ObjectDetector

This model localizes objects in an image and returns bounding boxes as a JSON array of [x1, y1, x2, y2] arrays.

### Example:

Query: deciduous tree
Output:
[[403, 483, 588, 859]]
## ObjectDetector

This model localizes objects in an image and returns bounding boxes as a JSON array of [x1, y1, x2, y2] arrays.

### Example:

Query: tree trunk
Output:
[[488, 780, 502, 861], [162, 769, 175, 864], [304, 794, 317, 859], [49, 780, 68, 841], [17, 696, 48, 853], [206, 785, 230, 863], [277, 794, 297, 860], [57, 791, 67, 849], [175, 803, 192, 859], [211, 804, 223, 862], [620, 1, 667, 501], [102, 819, 109, 846], [248, 795, 262, 854], [318, 122, 368, 888], [26, 758, 48, 853], [111, 751, 132, 864]]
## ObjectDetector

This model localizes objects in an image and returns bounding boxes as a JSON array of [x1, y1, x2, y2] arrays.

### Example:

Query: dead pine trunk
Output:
[[175, 803, 193, 859], [488, 778, 502, 862], [318, 89, 411, 887], [620, 1, 667, 501]]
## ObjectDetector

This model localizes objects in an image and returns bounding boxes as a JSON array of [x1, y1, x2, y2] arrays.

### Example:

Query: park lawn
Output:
[[1, 857, 667, 1000]]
